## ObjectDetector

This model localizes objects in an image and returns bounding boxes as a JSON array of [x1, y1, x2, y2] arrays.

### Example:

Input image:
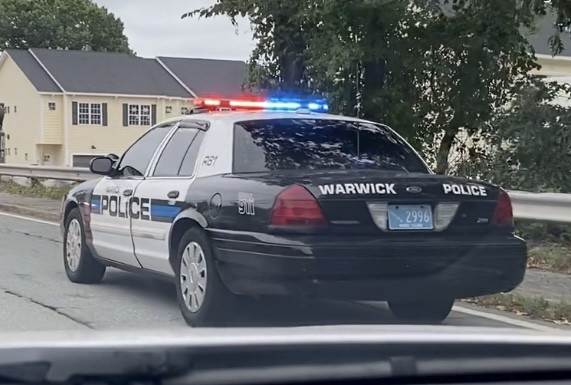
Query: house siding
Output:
[[532, 55, 571, 77], [65, 96, 190, 166], [0, 56, 42, 165], [41, 95, 64, 144]]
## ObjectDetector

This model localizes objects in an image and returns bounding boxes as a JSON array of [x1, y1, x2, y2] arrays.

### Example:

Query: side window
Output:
[[179, 130, 205, 176], [153, 128, 199, 177], [118, 124, 173, 177]]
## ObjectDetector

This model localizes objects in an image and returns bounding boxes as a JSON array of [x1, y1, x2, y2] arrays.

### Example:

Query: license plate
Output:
[[388, 205, 433, 230]]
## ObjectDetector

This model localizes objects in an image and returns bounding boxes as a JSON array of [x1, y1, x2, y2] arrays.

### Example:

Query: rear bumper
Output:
[[209, 231, 527, 301]]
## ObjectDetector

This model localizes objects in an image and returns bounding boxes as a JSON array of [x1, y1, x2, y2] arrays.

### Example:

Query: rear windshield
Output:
[[232, 119, 430, 174]]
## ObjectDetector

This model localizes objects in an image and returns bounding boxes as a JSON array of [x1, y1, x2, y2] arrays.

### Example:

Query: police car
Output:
[[60, 96, 527, 326]]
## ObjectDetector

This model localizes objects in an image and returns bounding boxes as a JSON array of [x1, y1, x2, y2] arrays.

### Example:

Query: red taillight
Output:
[[492, 190, 513, 227], [269, 185, 328, 227]]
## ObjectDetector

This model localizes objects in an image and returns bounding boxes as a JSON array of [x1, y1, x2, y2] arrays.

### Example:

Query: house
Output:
[[527, 14, 571, 78], [0, 48, 247, 167], [524, 14, 571, 108]]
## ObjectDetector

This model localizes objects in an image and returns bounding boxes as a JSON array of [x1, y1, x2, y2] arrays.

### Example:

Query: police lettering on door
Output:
[[90, 194, 185, 223]]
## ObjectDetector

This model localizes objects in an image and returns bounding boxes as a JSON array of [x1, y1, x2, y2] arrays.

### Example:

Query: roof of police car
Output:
[[165, 110, 374, 126]]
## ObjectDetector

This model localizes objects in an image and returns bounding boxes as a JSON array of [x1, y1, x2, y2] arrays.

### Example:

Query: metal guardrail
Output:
[[508, 191, 571, 224], [0, 164, 96, 182], [0, 164, 570, 223]]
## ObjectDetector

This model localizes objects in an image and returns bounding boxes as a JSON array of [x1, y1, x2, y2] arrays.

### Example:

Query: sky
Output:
[[93, 0, 255, 61]]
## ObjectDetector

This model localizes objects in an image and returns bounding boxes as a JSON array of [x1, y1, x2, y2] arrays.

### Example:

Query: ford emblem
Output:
[[406, 186, 422, 194]]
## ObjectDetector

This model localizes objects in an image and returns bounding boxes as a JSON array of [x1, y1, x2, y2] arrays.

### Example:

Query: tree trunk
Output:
[[273, 4, 306, 91], [435, 130, 456, 174], [361, 60, 385, 120]]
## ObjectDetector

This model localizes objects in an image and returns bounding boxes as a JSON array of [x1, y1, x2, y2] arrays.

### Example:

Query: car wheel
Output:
[[64, 207, 106, 284], [175, 226, 232, 327], [388, 298, 454, 324]]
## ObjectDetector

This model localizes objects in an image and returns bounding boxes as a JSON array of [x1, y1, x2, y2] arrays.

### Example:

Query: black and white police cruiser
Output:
[[60, 96, 527, 326]]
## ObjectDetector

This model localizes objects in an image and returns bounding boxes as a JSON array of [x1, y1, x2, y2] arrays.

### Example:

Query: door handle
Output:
[[167, 190, 179, 199], [123, 189, 133, 197]]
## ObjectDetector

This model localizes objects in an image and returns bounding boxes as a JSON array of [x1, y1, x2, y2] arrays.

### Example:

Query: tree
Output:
[[184, 0, 571, 179], [0, 0, 131, 53], [456, 79, 571, 193], [184, 1, 313, 91]]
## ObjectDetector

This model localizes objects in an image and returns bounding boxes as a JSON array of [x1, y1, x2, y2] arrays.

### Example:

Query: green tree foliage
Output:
[[185, 0, 570, 188], [0, 0, 131, 53], [457, 80, 571, 193]]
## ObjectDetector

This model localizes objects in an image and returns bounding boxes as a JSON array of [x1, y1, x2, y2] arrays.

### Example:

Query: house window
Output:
[[13, 106, 17, 113], [48, 102, 56, 111], [78, 103, 102, 125], [128, 104, 151, 126], [14, 148, 17, 155], [43, 154, 51, 163]]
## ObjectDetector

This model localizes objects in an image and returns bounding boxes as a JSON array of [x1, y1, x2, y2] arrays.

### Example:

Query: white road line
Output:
[[0, 212, 59, 227], [453, 305, 568, 333]]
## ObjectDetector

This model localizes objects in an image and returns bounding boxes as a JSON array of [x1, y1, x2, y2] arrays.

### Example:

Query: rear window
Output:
[[232, 119, 430, 174]]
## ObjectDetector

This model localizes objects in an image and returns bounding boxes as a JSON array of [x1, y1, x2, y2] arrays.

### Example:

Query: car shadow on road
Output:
[[99, 269, 400, 328]]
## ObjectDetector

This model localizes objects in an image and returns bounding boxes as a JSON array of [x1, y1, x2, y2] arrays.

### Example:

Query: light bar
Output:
[[192, 96, 329, 113]]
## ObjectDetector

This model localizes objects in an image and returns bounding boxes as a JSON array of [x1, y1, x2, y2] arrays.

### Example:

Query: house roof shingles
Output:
[[30, 48, 191, 97], [157, 57, 248, 97], [6, 49, 61, 93], [3, 48, 248, 97]]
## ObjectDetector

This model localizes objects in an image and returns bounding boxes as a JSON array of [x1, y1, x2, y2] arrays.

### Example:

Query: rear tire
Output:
[[175, 227, 232, 327], [63, 208, 106, 284], [388, 298, 454, 324]]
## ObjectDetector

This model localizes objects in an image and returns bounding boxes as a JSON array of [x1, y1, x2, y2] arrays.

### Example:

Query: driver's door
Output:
[[89, 124, 175, 267]]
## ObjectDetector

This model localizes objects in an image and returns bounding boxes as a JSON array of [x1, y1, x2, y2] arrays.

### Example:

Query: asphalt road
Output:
[[0, 214, 551, 332]]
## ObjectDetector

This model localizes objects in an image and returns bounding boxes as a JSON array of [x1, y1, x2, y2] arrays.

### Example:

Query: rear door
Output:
[[131, 122, 207, 275]]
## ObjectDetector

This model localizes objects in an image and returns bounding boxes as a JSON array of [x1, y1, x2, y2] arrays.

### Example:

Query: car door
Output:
[[131, 122, 207, 275], [90, 123, 176, 267]]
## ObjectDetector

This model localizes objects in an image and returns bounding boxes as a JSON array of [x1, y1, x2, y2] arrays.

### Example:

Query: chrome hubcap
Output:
[[66, 219, 82, 272], [180, 241, 207, 312]]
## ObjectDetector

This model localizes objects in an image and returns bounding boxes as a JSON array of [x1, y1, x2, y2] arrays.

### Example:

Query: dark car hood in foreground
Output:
[[2, 325, 571, 384]]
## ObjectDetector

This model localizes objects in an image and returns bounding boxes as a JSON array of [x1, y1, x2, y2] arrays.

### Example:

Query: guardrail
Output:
[[508, 191, 571, 224], [0, 164, 96, 182], [0, 164, 570, 223]]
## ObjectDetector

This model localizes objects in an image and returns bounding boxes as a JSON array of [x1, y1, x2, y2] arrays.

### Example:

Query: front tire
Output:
[[175, 227, 232, 327], [63, 208, 106, 284], [388, 298, 454, 324]]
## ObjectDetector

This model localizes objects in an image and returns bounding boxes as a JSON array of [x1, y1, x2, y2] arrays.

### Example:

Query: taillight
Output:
[[492, 190, 513, 228], [269, 185, 328, 227]]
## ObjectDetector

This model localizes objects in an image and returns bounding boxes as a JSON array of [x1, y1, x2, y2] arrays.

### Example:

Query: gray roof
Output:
[[3, 48, 248, 97], [30, 48, 192, 97], [6, 49, 61, 93], [526, 14, 571, 56], [158, 57, 248, 97]]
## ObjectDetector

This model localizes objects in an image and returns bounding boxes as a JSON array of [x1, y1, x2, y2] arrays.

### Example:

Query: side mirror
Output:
[[89, 156, 115, 176], [106, 153, 120, 161]]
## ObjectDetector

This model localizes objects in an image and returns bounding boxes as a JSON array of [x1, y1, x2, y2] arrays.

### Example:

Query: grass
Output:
[[527, 242, 571, 274], [464, 294, 571, 325], [0, 179, 74, 200]]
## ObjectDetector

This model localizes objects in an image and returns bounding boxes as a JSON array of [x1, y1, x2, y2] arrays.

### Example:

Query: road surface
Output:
[[0, 213, 560, 332]]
